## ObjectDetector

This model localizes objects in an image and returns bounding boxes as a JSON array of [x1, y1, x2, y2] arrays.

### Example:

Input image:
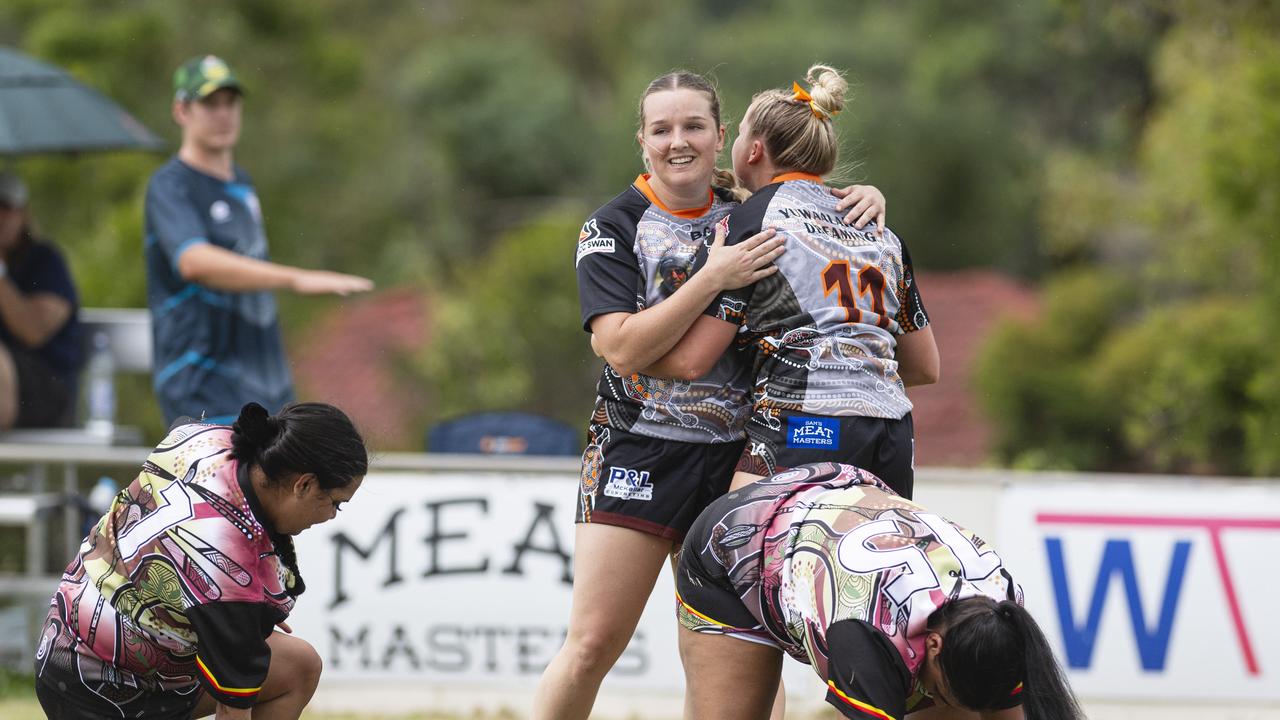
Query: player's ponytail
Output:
[[712, 167, 750, 203], [273, 535, 306, 597], [231, 402, 280, 460], [231, 401, 368, 492], [996, 600, 1084, 720], [930, 596, 1083, 720], [741, 63, 848, 178], [230, 401, 368, 597]]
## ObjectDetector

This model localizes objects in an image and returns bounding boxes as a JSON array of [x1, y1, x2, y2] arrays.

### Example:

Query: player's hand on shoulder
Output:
[[291, 269, 374, 296], [703, 221, 783, 291], [831, 184, 886, 237]]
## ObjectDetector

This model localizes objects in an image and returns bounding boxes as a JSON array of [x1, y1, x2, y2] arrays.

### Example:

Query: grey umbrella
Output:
[[0, 45, 164, 155]]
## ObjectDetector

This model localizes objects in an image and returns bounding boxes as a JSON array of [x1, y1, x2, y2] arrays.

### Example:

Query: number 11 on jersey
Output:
[[821, 260, 891, 329]]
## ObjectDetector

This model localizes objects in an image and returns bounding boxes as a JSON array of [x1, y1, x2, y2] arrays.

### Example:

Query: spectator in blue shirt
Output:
[[145, 55, 373, 424], [0, 172, 83, 429]]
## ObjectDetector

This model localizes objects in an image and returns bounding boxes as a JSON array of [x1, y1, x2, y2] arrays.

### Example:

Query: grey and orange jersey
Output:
[[576, 175, 752, 444], [721, 175, 929, 420]]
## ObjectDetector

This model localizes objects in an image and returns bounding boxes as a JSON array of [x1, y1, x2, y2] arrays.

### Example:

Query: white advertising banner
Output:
[[998, 481, 1280, 701], [289, 471, 685, 691], [292, 469, 1280, 710]]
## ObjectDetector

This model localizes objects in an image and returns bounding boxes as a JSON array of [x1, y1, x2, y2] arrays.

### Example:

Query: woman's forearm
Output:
[[595, 270, 723, 375], [638, 315, 739, 381], [594, 225, 782, 374], [0, 281, 70, 348]]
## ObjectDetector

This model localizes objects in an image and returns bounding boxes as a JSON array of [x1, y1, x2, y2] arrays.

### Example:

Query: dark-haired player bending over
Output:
[[676, 462, 1083, 720]]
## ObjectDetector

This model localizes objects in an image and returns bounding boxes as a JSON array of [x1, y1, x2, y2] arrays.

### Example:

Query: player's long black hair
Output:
[[928, 595, 1084, 720], [231, 401, 368, 597]]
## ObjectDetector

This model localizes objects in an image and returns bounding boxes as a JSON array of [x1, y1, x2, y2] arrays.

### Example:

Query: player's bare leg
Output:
[[729, 468, 786, 719], [191, 632, 322, 719], [730, 470, 765, 491], [531, 522, 675, 720], [768, 681, 787, 720], [679, 625, 782, 720]]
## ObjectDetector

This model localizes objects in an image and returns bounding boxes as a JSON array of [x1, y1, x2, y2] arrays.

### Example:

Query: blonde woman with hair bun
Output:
[[652, 63, 940, 503]]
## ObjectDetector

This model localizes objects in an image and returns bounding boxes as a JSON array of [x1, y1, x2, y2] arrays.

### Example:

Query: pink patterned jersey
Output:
[[37, 423, 296, 709], [678, 463, 1021, 718]]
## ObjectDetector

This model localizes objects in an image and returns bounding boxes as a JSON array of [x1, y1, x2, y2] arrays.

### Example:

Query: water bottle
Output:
[[83, 476, 118, 536], [87, 476, 118, 516], [85, 331, 116, 439]]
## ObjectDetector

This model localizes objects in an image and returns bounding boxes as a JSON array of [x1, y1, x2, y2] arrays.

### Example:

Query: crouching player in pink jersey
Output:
[[35, 401, 367, 719], [676, 463, 1083, 720]]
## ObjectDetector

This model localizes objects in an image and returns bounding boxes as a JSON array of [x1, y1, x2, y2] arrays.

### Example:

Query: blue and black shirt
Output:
[[143, 157, 294, 424]]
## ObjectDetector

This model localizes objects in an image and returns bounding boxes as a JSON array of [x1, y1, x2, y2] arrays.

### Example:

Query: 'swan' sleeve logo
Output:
[[576, 219, 616, 266]]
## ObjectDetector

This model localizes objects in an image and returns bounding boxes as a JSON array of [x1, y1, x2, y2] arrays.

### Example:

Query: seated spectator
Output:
[[0, 172, 83, 429]]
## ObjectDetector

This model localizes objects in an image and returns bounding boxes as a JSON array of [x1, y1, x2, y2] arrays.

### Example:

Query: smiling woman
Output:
[[534, 71, 786, 720], [33, 401, 367, 720]]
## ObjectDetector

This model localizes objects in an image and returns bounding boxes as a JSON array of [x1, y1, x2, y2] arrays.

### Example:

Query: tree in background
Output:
[[979, 1, 1280, 475], [417, 210, 599, 430], [4, 0, 1275, 465]]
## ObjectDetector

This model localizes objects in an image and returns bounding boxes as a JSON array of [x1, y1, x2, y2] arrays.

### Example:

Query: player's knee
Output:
[[302, 644, 324, 691], [289, 638, 324, 693], [562, 626, 629, 676]]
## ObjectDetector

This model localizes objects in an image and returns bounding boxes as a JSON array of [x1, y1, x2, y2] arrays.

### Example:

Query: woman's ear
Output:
[[716, 124, 726, 153], [292, 472, 319, 497], [637, 132, 654, 171], [925, 630, 944, 660], [748, 138, 766, 165]]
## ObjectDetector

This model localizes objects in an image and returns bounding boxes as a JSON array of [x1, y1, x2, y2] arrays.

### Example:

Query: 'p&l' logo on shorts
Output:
[[603, 466, 655, 501], [786, 417, 840, 450]]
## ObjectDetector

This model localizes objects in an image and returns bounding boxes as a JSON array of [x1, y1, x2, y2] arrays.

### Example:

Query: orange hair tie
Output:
[[791, 81, 836, 121]]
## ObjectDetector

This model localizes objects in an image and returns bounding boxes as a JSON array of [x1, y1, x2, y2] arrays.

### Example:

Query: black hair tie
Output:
[[996, 601, 1017, 622], [234, 402, 277, 446]]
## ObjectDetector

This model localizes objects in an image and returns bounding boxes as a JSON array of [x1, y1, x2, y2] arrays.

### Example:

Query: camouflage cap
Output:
[[173, 55, 243, 102]]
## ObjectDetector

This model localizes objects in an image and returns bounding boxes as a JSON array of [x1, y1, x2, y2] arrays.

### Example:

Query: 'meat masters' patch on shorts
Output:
[[787, 417, 840, 450]]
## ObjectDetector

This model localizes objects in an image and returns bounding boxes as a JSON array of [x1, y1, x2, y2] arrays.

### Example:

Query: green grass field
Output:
[[0, 669, 844, 719], [0, 698, 524, 720], [0, 695, 847, 719], [0, 672, 522, 719]]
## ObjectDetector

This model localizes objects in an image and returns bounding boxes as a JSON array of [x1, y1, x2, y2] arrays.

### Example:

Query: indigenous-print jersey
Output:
[[576, 174, 752, 443], [722, 176, 929, 420], [37, 423, 295, 709], [680, 462, 1020, 717]]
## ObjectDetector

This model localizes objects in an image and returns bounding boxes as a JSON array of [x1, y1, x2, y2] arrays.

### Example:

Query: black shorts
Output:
[[4, 341, 74, 427], [35, 650, 202, 720], [739, 410, 915, 498], [674, 489, 775, 645], [576, 423, 744, 542]]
